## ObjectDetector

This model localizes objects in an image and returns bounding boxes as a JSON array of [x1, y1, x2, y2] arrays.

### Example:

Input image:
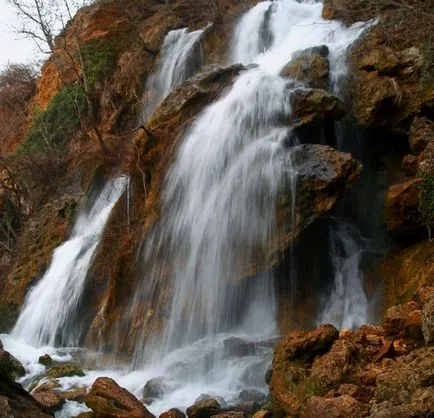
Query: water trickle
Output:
[[142, 27, 205, 119], [12, 177, 128, 347], [317, 221, 368, 329]]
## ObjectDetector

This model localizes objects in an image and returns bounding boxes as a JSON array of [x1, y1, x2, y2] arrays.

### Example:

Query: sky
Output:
[[0, 0, 38, 69]]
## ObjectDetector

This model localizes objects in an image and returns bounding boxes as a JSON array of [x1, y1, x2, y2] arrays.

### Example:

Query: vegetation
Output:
[[418, 172, 434, 239], [80, 37, 122, 89], [18, 84, 87, 154]]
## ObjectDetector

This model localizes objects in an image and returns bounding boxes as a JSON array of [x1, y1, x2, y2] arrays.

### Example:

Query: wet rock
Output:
[[32, 390, 65, 412], [195, 394, 227, 408], [300, 395, 370, 418], [38, 354, 53, 367], [375, 346, 434, 405], [281, 46, 330, 89], [223, 337, 255, 357], [382, 301, 420, 337], [238, 388, 266, 403], [143, 377, 167, 400], [160, 408, 185, 418], [47, 363, 85, 379], [290, 88, 345, 125], [0, 348, 25, 380], [410, 117, 434, 154], [230, 401, 261, 415], [186, 399, 221, 418], [211, 413, 245, 418], [384, 179, 424, 237], [422, 298, 434, 344], [85, 377, 154, 418]]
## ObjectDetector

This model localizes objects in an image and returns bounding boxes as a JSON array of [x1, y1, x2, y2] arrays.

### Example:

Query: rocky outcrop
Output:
[[85, 377, 154, 418], [269, 288, 434, 417], [281, 46, 330, 89], [384, 178, 424, 237], [349, 8, 434, 133], [0, 341, 53, 418], [290, 88, 345, 125]]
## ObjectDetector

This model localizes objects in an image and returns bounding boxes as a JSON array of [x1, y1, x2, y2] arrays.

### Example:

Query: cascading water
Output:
[[11, 176, 128, 347], [142, 27, 205, 119], [1, 1, 375, 416]]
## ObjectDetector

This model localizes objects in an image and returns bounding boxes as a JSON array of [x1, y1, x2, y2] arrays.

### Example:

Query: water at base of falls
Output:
[[3, 1, 374, 416]]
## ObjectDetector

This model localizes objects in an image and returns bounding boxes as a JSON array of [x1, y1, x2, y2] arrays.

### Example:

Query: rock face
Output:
[[85, 377, 154, 418], [281, 46, 330, 89], [269, 288, 434, 417], [384, 178, 424, 237]]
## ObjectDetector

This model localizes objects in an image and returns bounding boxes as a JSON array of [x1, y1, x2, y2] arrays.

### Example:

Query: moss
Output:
[[17, 85, 86, 154], [418, 172, 434, 238], [80, 37, 124, 89]]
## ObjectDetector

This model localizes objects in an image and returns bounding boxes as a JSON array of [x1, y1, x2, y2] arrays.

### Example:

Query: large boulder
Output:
[[300, 395, 370, 418], [281, 46, 330, 89], [289, 88, 345, 125], [0, 348, 25, 381], [85, 377, 154, 418]]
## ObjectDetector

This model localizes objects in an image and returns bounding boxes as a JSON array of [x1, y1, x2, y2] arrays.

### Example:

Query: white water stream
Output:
[[2, 1, 372, 416]]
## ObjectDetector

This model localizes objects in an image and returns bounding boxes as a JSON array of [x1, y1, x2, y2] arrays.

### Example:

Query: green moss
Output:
[[80, 37, 123, 89], [18, 85, 86, 154], [418, 172, 434, 238]]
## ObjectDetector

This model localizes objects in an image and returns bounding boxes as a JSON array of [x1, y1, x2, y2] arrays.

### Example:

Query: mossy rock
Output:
[[47, 363, 85, 378], [38, 354, 53, 367]]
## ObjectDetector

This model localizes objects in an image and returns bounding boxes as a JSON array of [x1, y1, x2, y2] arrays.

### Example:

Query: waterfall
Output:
[[142, 27, 205, 119], [12, 177, 128, 347], [317, 221, 368, 329]]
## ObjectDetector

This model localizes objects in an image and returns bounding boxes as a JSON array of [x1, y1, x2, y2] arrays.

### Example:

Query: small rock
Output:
[[186, 399, 221, 418], [382, 302, 420, 336], [223, 337, 254, 357], [85, 377, 154, 418], [160, 408, 185, 418], [238, 388, 266, 403], [422, 298, 434, 344], [230, 401, 261, 415], [38, 355, 53, 367], [143, 377, 167, 400]]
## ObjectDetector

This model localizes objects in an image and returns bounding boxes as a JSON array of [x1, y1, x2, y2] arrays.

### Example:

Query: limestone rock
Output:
[[290, 88, 345, 125], [85, 377, 154, 418], [159, 409, 185, 418], [410, 117, 434, 154], [186, 399, 221, 418], [281, 46, 330, 89], [47, 364, 85, 379], [422, 298, 434, 344], [300, 395, 370, 418], [384, 178, 424, 237]]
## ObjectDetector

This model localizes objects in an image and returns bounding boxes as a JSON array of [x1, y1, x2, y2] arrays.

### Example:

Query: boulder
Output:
[[230, 401, 261, 415], [85, 377, 154, 418], [223, 337, 255, 357], [38, 354, 53, 367], [300, 395, 370, 418], [384, 178, 424, 237], [0, 348, 25, 380], [281, 46, 330, 89], [160, 409, 185, 418], [422, 298, 434, 344], [382, 301, 420, 337], [238, 388, 266, 403], [143, 377, 167, 400], [289, 88, 345, 125], [47, 364, 85, 379], [186, 399, 221, 418], [32, 390, 65, 412]]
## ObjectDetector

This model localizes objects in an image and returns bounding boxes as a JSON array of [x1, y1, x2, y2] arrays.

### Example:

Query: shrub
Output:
[[18, 84, 86, 154]]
